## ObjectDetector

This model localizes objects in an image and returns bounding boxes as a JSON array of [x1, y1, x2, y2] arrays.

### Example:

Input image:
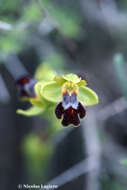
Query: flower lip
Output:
[[16, 75, 36, 98], [55, 90, 86, 127], [62, 107, 80, 126], [16, 75, 30, 85]]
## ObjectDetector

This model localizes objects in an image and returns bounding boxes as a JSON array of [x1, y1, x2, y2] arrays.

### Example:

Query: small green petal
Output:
[[34, 81, 53, 103], [34, 81, 47, 98], [42, 81, 62, 103], [54, 76, 66, 85], [78, 86, 99, 106], [78, 80, 87, 86], [63, 73, 81, 84], [17, 106, 44, 116]]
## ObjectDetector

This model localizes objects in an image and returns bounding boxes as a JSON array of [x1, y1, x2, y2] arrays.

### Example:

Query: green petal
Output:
[[54, 76, 66, 85], [78, 86, 98, 106], [33, 82, 47, 106], [78, 80, 87, 86], [17, 106, 44, 116], [42, 81, 62, 103], [34, 81, 48, 98], [63, 73, 81, 84]]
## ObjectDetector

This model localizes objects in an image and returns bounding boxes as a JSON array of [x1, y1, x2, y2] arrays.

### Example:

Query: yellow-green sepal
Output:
[[17, 106, 44, 116], [78, 86, 99, 106]]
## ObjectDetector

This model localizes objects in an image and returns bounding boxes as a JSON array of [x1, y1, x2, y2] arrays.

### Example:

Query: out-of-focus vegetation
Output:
[[1, 0, 127, 190], [0, 0, 83, 62]]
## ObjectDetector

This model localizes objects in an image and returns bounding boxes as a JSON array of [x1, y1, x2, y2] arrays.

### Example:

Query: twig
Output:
[[0, 21, 13, 31], [102, 137, 127, 186], [37, 0, 78, 53], [97, 97, 127, 121], [82, 110, 101, 190], [5, 54, 29, 80], [0, 74, 10, 103], [52, 127, 75, 145], [40, 157, 96, 190], [41, 110, 101, 190], [37, 0, 60, 31], [80, 0, 127, 36]]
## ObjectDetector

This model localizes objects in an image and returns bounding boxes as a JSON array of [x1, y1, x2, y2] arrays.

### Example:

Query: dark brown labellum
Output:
[[55, 92, 86, 127], [16, 76, 36, 98]]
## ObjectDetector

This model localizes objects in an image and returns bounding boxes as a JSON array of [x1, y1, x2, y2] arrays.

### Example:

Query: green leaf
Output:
[[23, 3, 42, 22], [42, 82, 61, 103], [41, 0, 81, 38], [120, 159, 127, 167], [17, 106, 44, 116], [0, 34, 20, 53], [78, 86, 98, 106]]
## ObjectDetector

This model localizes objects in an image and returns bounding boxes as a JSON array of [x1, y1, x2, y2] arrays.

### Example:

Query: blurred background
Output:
[[1, 0, 127, 189]]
